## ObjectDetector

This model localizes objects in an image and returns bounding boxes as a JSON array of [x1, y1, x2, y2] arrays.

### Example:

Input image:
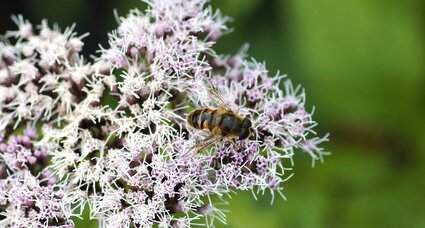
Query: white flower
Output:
[[1, 0, 329, 227]]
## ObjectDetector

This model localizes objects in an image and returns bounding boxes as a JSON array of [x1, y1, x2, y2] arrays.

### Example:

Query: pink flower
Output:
[[0, 0, 328, 227]]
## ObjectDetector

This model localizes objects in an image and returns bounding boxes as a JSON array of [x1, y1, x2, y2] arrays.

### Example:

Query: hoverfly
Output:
[[187, 82, 253, 152]]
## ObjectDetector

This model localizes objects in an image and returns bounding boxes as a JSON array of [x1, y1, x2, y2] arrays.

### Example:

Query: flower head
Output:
[[0, 16, 91, 130], [0, 127, 73, 227], [0, 0, 329, 227]]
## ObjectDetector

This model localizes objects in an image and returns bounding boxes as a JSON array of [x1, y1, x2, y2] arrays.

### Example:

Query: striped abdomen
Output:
[[187, 108, 216, 131]]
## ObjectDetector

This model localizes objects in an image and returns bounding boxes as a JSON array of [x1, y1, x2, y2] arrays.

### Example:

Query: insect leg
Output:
[[191, 137, 222, 153], [230, 138, 242, 152]]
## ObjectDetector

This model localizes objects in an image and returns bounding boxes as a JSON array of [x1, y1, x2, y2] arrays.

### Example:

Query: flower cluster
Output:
[[0, 16, 90, 228], [0, 15, 92, 131], [0, 127, 73, 227], [0, 0, 329, 227]]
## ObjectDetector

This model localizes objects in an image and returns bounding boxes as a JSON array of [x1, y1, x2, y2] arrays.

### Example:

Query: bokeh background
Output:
[[1, 0, 424, 227]]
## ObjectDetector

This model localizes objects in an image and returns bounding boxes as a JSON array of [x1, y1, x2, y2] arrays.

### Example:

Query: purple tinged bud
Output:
[[155, 26, 165, 38], [207, 30, 221, 42], [47, 177, 57, 186], [68, 38, 84, 54], [27, 156, 37, 165], [125, 95, 137, 105], [115, 55, 129, 68], [42, 169, 53, 177], [24, 127, 37, 139], [129, 46, 140, 59], [4, 55, 15, 65], [34, 150, 48, 163], [226, 56, 242, 67], [6, 144, 17, 153], [196, 204, 213, 215], [0, 76, 15, 86], [146, 50, 155, 64], [112, 85, 119, 93], [210, 58, 225, 68], [15, 135, 24, 144], [8, 136, 17, 145], [106, 50, 129, 68], [228, 69, 243, 81], [42, 123, 53, 135], [34, 150, 42, 158], [0, 143, 7, 152], [71, 95, 80, 104], [75, 79, 87, 90], [21, 135, 32, 148]]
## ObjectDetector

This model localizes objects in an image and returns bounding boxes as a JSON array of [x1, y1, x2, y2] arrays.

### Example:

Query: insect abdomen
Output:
[[187, 108, 215, 131]]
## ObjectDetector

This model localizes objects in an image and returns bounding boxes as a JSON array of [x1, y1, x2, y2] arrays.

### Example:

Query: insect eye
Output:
[[242, 118, 252, 128], [239, 127, 250, 140], [239, 118, 251, 140]]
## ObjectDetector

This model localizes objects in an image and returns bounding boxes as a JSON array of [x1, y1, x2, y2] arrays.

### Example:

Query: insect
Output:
[[187, 83, 253, 152]]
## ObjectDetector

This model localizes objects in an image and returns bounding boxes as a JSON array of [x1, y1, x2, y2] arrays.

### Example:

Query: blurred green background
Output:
[[2, 0, 424, 227]]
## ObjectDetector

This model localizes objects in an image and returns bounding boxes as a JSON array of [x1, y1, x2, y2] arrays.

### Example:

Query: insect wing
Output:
[[206, 81, 231, 110], [190, 137, 222, 153]]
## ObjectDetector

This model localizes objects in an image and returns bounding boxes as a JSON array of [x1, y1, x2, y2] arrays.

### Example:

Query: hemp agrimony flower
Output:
[[0, 0, 329, 227], [0, 15, 91, 131], [0, 127, 74, 227], [0, 16, 90, 228]]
